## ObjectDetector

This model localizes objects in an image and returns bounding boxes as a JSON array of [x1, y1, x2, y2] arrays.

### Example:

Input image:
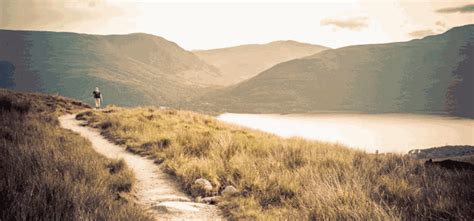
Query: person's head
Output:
[[95, 87, 99, 92]]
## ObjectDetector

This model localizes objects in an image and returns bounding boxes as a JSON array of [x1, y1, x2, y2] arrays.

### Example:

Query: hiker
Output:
[[92, 87, 103, 109]]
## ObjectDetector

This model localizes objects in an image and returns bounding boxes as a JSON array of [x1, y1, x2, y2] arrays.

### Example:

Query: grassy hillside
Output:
[[194, 41, 328, 85], [79, 107, 474, 220], [0, 89, 150, 220], [0, 30, 222, 107], [195, 25, 474, 116]]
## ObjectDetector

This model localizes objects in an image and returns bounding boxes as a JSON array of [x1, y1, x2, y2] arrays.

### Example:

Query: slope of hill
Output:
[[194, 41, 328, 85], [0, 89, 150, 220], [78, 106, 474, 220], [0, 30, 222, 106], [196, 25, 474, 116]]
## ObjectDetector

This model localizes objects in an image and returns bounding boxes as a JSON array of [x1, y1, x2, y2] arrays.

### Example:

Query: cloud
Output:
[[320, 16, 369, 30], [0, 0, 130, 32], [408, 29, 435, 38], [436, 4, 474, 13], [0, 0, 124, 31], [435, 21, 446, 27]]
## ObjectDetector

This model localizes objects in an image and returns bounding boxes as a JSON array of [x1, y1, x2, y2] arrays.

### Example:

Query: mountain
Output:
[[0, 30, 223, 106], [193, 41, 328, 85], [195, 25, 474, 116]]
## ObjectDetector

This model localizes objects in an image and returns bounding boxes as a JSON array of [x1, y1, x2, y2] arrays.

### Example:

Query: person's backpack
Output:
[[93, 91, 101, 99]]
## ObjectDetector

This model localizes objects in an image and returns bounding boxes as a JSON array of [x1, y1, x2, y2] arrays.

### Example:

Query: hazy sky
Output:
[[1, 0, 473, 49]]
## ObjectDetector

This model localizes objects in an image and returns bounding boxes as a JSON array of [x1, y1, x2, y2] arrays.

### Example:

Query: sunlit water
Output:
[[217, 113, 474, 153]]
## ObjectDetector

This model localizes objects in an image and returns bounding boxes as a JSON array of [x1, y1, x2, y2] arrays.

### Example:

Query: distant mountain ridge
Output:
[[2, 26, 472, 117], [194, 40, 329, 85], [0, 30, 222, 106], [195, 25, 474, 117]]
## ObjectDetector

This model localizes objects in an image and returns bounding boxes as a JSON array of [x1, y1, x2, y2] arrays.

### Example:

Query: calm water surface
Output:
[[217, 113, 474, 153]]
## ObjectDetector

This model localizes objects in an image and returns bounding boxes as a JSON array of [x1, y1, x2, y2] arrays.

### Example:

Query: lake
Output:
[[217, 113, 474, 153]]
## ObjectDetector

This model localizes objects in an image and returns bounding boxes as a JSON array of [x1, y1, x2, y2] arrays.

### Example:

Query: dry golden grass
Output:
[[0, 90, 151, 220], [79, 107, 474, 220]]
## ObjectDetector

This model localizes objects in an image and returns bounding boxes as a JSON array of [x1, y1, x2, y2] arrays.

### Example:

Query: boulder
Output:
[[221, 185, 238, 196], [194, 178, 213, 192]]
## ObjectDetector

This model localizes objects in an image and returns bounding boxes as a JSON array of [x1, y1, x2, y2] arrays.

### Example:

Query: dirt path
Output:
[[59, 114, 224, 221]]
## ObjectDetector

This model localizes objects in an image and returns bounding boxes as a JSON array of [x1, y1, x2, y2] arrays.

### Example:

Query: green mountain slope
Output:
[[194, 41, 328, 85], [0, 30, 222, 106], [196, 25, 474, 116]]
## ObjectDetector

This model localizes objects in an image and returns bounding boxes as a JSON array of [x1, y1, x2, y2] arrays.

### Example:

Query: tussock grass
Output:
[[81, 107, 474, 220], [0, 90, 150, 220]]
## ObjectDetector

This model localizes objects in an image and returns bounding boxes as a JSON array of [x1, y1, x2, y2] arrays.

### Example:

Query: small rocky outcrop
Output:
[[408, 145, 474, 159], [424, 159, 474, 171]]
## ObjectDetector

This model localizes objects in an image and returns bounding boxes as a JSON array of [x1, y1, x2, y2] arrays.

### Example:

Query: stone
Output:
[[221, 185, 238, 196], [202, 196, 221, 204], [195, 196, 203, 203], [194, 178, 213, 191]]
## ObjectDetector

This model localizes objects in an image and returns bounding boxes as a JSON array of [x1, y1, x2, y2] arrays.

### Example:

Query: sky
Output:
[[0, 0, 473, 50]]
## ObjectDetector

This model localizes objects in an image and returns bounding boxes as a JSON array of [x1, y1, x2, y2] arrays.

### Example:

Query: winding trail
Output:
[[59, 114, 224, 221]]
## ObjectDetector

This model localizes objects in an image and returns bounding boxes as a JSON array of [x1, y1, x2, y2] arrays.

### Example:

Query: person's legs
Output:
[[95, 98, 100, 109]]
